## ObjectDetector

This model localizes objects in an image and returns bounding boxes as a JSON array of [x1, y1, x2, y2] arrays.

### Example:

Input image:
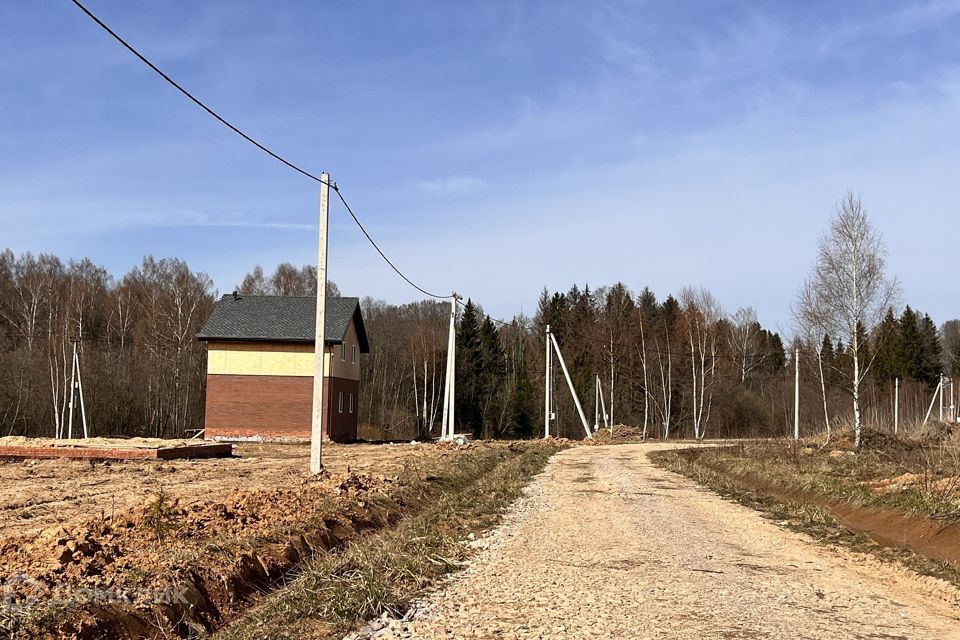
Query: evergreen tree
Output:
[[767, 331, 787, 371], [872, 307, 903, 382], [504, 362, 535, 438], [478, 316, 506, 437], [456, 300, 484, 435], [917, 313, 943, 387], [943, 319, 960, 376], [637, 287, 657, 316], [900, 306, 923, 381]]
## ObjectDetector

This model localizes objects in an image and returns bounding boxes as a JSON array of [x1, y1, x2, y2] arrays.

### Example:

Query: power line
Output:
[[68, 0, 329, 188], [455, 298, 513, 327], [69, 0, 449, 301], [332, 189, 447, 299]]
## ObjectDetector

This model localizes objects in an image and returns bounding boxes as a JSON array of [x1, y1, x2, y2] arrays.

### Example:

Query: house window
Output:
[[349, 393, 354, 414], [351, 344, 357, 364], [341, 344, 346, 361], [338, 392, 344, 413]]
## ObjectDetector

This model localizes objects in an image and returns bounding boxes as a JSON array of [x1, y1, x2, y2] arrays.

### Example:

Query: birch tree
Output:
[[680, 287, 721, 440], [728, 307, 766, 384], [795, 192, 899, 448]]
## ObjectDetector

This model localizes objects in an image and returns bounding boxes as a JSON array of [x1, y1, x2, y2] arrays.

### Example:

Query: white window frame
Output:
[[338, 391, 344, 413], [340, 343, 346, 361], [351, 344, 357, 364], [349, 393, 354, 414]]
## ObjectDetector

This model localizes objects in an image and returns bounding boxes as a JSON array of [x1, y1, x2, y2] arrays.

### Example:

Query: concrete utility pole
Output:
[[794, 346, 800, 441], [67, 339, 88, 439], [609, 335, 614, 428], [894, 377, 899, 434], [310, 172, 331, 474], [441, 293, 458, 440], [550, 332, 592, 439], [939, 373, 945, 422], [594, 374, 600, 432], [544, 325, 552, 438]]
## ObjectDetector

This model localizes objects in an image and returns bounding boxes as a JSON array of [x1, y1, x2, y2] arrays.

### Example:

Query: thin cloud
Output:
[[416, 176, 486, 196]]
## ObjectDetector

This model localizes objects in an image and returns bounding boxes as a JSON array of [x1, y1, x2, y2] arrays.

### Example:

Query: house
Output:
[[197, 294, 369, 442]]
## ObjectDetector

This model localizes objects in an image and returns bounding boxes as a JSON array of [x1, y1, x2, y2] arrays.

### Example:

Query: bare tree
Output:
[[795, 192, 899, 448], [680, 287, 722, 440], [728, 307, 766, 384]]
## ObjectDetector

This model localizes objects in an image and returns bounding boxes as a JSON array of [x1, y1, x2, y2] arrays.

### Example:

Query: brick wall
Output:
[[205, 374, 359, 442]]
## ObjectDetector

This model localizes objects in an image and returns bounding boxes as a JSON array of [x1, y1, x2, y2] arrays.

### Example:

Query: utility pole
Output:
[[939, 373, 945, 422], [66, 338, 88, 439], [894, 377, 899, 434], [449, 294, 458, 439], [544, 325, 551, 438], [310, 172, 331, 474], [549, 332, 592, 439], [609, 335, 614, 428], [923, 376, 943, 426], [594, 374, 599, 432], [441, 293, 458, 440], [794, 346, 800, 441], [952, 378, 956, 422]]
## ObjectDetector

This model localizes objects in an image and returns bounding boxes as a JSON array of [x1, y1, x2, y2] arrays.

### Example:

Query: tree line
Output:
[[1, 206, 957, 441]]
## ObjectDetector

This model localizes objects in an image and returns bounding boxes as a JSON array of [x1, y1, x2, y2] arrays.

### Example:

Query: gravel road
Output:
[[359, 443, 960, 639]]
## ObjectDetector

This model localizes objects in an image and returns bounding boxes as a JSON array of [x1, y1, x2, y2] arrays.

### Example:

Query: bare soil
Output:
[[0, 440, 483, 638], [0, 441, 427, 539], [374, 444, 960, 639]]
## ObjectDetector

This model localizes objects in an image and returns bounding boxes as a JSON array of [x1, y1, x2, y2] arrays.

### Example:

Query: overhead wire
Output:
[[69, 0, 449, 301]]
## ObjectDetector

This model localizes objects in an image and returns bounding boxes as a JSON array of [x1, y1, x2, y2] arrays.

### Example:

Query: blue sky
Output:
[[2, 1, 959, 334]]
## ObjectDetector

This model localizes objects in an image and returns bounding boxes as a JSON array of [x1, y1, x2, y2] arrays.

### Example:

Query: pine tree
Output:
[[872, 307, 903, 382], [917, 313, 943, 387], [637, 287, 657, 316], [478, 316, 506, 438], [455, 300, 484, 435], [504, 363, 535, 438], [900, 306, 923, 382]]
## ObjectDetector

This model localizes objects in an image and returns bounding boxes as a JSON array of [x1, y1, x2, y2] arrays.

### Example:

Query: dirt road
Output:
[[372, 444, 960, 639]]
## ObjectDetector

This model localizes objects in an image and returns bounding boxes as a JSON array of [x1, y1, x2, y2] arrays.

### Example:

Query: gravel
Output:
[[349, 443, 960, 639]]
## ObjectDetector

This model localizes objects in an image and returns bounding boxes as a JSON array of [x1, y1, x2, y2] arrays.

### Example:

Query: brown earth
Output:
[[0, 440, 478, 638], [0, 441, 427, 539]]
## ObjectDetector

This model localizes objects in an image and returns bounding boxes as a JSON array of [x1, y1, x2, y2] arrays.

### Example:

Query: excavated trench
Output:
[[657, 451, 960, 568], [0, 444, 528, 639]]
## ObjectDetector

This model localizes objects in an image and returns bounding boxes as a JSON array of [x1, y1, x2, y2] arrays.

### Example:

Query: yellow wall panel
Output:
[[207, 341, 334, 377]]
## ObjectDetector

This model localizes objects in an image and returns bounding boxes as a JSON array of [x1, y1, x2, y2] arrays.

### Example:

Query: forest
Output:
[[1, 229, 958, 441]]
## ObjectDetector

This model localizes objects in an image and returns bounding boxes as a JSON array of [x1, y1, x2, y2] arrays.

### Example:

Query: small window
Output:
[[349, 393, 354, 414], [351, 344, 357, 364], [338, 392, 344, 413], [340, 344, 346, 361]]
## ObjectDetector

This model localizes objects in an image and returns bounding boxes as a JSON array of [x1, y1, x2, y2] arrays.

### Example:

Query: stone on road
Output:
[[372, 444, 960, 639]]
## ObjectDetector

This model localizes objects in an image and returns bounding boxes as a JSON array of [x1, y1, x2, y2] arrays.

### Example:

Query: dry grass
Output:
[[650, 429, 960, 588], [217, 441, 563, 640]]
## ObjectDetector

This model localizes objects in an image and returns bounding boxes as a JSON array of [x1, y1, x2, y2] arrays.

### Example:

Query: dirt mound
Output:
[[821, 428, 928, 453], [0, 468, 409, 638], [585, 424, 647, 444]]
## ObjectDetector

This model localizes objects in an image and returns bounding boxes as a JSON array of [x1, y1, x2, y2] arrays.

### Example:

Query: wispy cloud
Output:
[[416, 176, 486, 196]]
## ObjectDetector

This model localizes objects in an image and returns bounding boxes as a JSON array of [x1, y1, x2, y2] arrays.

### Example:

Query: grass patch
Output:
[[217, 441, 562, 640], [650, 434, 960, 589]]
